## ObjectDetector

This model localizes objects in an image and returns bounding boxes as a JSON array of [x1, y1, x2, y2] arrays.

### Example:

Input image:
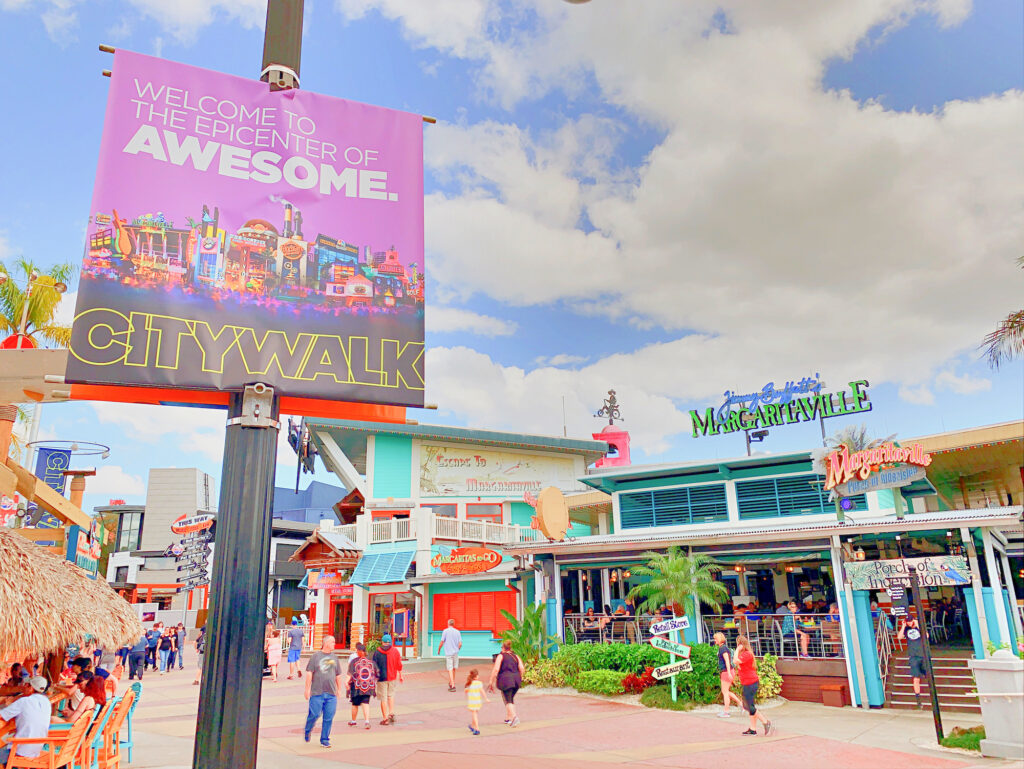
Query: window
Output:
[[735, 474, 868, 520], [141, 556, 175, 571], [423, 504, 456, 517], [371, 510, 410, 520], [432, 590, 516, 635], [369, 592, 416, 647], [619, 484, 728, 528], [114, 566, 129, 583], [116, 511, 143, 552], [466, 503, 502, 523]]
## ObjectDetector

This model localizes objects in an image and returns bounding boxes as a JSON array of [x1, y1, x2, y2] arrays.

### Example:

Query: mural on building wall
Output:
[[419, 444, 581, 497]]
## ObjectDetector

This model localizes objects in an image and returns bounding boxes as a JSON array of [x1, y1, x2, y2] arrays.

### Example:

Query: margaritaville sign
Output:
[[823, 442, 932, 492], [690, 377, 872, 438]]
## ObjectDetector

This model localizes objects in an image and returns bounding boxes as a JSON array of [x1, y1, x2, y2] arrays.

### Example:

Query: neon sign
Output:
[[823, 442, 932, 491], [691, 379, 872, 438]]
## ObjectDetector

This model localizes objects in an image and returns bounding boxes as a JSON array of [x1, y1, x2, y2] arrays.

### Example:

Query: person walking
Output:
[[345, 643, 377, 730], [735, 635, 773, 736], [158, 629, 173, 674], [286, 618, 305, 680], [304, 635, 343, 749], [438, 619, 462, 692], [465, 669, 489, 735], [714, 632, 744, 717], [175, 624, 187, 670], [372, 635, 404, 725], [128, 634, 147, 681], [145, 624, 161, 670], [267, 630, 283, 682], [488, 640, 524, 727], [897, 616, 928, 709], [193, 626, 206, 686]]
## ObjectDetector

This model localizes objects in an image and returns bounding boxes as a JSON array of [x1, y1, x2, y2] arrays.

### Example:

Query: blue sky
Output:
[[1, 0, 1021, 513]]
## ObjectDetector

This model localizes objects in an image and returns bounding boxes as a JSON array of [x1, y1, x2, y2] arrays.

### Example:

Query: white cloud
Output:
[[39, 0, 74, 43], [534, 353, 588, 367], [123, 0, 265, 42], [427, 306, 517, 337], [91, 402, 224, 462], [898, 384, 935, 406], [53, 289, 76, 328], [935, 370, 992, 395], [88, 465, 146, 498]]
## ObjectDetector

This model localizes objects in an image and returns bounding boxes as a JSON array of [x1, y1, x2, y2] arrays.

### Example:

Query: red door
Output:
[[332, 600, 352, 649]]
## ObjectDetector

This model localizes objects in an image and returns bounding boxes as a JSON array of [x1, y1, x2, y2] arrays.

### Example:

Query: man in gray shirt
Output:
[[287, 618, 305, 680], [303, 635, 343, 748], [176, 625, 187, 670], [438, 619, 462, 692]]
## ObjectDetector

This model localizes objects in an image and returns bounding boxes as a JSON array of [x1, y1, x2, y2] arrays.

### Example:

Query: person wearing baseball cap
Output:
[[0, 677, 51, 763]]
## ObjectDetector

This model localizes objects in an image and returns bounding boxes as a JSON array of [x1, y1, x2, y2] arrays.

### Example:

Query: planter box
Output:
[[967, 650, 1024, 760]]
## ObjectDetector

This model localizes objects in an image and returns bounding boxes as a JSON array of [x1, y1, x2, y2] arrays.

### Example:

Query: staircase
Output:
[[887, 650, 980, 713]]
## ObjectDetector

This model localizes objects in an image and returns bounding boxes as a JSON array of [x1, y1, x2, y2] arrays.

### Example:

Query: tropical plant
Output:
[[499, 602, 559, 664], [622, 666, 657, 694], [810, 423, 897, 476], [627, 547, 730, 620], [521, 658, 569, 688], [982, 256, 1024, 368], [0, 258, 75, 348], [732, 653, 782, 701], [574, 669, 626, 695]]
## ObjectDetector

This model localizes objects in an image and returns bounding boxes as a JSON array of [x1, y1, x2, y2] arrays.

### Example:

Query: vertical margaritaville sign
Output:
[[67, 50, 425, 407], [690, 376, 872, 438]]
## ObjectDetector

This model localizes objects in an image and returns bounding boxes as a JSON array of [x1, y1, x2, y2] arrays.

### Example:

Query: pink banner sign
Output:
[[68, 50, 425, 406]]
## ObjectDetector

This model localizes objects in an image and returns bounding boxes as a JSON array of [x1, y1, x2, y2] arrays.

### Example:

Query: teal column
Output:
[[546, 598, 558, 639], [852, 591, 884, 707], [963, 588, 986, 659], [1002, 590, 1019, 649], [837, 589, 863, 706], [982, 587, 1004, 646]]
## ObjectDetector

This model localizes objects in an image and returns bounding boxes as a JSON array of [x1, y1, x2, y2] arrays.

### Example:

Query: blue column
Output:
[[852, 591, 884, 707], [546, 598, 558, 639], [982, 587, 1004, 646], [963, 587, 986, 659], [837, 589, 863, 706], [1002, 590, 1019, 650]]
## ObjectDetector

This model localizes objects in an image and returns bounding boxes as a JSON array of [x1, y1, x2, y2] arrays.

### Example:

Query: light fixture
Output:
[[53, 282, 68, 294], [785, 565, 794, 573], [854, 547, 866, 561], [70, 442, 79, 451], [101, 450, 110, 460], [623, 570, 631, 579], [946, 531, 952, 538]]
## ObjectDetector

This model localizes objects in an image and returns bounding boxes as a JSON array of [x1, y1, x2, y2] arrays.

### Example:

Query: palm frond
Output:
[[982, 309, 1024, 370]]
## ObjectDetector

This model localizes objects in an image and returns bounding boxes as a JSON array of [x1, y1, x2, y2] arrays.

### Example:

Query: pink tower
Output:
[[592, 389, 631, 467]]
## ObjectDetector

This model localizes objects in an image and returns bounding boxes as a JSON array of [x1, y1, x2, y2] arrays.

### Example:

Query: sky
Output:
[[0, 0, 1021, 515]]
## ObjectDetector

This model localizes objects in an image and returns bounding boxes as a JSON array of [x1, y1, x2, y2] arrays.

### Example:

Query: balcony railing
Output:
[[370, 517, 415, 543], [430, 514, 540, 545]]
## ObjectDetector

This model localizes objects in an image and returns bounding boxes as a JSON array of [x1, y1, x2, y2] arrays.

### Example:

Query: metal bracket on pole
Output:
[[226, 384, 280, 429]]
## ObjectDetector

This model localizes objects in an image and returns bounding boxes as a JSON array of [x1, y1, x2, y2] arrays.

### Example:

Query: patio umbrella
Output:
[[0, 528, 144, 660]]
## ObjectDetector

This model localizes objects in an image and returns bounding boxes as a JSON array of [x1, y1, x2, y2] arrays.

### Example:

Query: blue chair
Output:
[[119, 681, 142, 763]]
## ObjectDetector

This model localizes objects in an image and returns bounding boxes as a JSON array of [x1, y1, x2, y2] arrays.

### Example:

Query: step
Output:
[[890, 682, 976, 696], [889, 671, 975, 684], [888, 699, 981, 714], [890, 662, 973, 675], [890, 692, 979, 706]]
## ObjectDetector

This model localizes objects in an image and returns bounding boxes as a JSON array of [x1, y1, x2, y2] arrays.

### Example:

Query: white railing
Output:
[[370, 517, 415, 543], [429, 514, 540, 545], [332, 524, 357, 542]]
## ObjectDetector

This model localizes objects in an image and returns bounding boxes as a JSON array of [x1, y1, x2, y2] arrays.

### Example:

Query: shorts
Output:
[[287, 649, 301, 664], [445, 653, 459, 671], [351, 692, 371, 706], [500, 686, 519, 705], [720, 671, 733, 685], [909, 655, 927, 678], [377, 679, 397, 699], [741, 682, 759, 715]]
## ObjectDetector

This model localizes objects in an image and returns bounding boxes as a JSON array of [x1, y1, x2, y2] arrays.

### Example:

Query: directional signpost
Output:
[[649, 615, 692, 701], [652, 659, 694, 679]]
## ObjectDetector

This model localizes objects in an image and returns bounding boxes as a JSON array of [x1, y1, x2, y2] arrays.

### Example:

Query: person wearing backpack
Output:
[[346, 643, 376, 730]]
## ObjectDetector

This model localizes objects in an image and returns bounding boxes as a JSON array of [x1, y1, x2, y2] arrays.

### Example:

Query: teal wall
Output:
[[426, 578, 511, 658], [509, 501, 533, 526], [964, 587, 1014, 657], [875, 489, 895, 511], [837, 590, 863, 706], [964, 587, 986, 658], [1002, 590, 1019, 650], [373, 435, 412, 497]]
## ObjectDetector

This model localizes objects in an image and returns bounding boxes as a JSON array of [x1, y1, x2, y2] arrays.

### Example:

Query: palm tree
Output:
[[0, 258, 75, 348], [627, 548, 729, 620], [982, 256, 1024, 368]]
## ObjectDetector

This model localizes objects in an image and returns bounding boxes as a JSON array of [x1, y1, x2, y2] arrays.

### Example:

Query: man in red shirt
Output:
[[371, 635, 404, 725]]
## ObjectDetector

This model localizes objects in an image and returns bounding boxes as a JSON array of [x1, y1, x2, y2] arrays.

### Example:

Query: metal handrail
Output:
[[702, 613, 845, 659], [876, 613, 893, 692]]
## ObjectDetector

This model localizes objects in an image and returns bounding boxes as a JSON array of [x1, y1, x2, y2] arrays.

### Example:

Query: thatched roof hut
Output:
[[0, 529, 144, 660]]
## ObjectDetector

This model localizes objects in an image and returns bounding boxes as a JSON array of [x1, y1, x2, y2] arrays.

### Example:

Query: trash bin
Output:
[[821, 683, 847, 707]]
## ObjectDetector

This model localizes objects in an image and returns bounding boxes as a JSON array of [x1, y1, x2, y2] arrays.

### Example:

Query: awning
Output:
[[348, 550, 416, 585], [715, 551, 828, 565]]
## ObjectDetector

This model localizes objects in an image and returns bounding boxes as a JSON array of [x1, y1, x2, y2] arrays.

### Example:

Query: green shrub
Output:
[[522, 658, 569, 688], [672, 643, 721, 704], [640, 684, 696, 711], [364, 637, 381, 656], [731, 653, 783, 702], [941, 726, 984, 752], [575, 669, 626, 695]]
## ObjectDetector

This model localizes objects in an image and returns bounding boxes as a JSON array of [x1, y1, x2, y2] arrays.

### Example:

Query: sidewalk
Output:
[[124, 669, 1021, 769]]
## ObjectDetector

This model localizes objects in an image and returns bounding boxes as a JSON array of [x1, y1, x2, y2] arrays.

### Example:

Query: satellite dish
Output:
[[534, 486, 570, 541]]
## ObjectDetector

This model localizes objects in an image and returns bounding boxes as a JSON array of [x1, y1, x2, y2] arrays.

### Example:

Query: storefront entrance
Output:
[[331, 599, 351, 649]]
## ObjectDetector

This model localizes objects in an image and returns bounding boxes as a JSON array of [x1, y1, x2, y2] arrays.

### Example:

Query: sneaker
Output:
[[388, 714, 395, 724], [448, 686, 457, 692], [472, 728, 481, 735], [380, 719, 390, 726], [717, 711, 732, 718], [509, 717, 520, 728], [321, 743, 331, 749], [763, 720, 773, 735], [742, 729, 757, 735], [364, 722, 371, 730], [304, 733, 311, 743], [503, 719, 511, 725], [348, 721, 357, 727]]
